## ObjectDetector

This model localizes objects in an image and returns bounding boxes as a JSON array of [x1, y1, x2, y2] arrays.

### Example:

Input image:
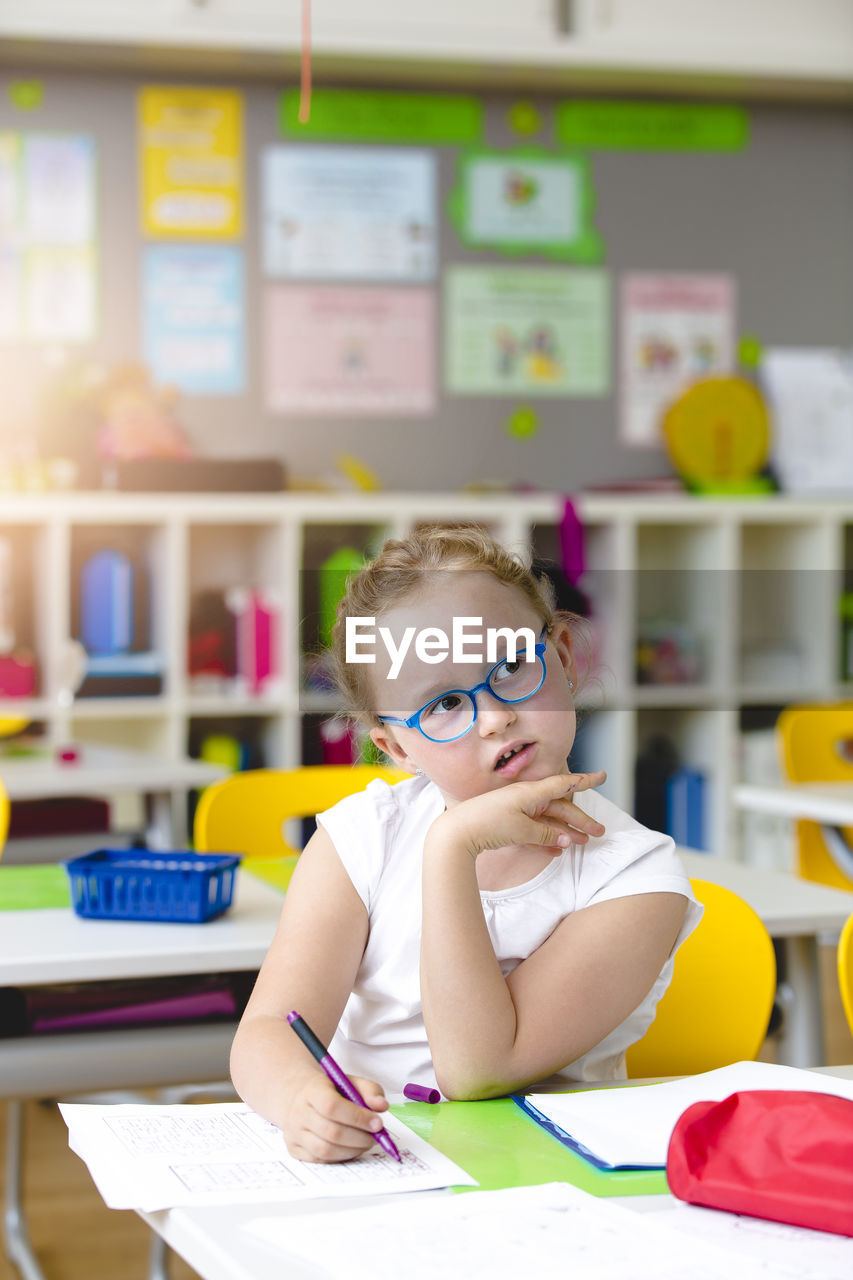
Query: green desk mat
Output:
[[0, 863, 71, 910], [391, 1097, 668, 1198], [242, 855, 298, 892]]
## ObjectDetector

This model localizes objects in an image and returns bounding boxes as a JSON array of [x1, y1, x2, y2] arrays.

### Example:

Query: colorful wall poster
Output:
[[262, 146, 436, 282], [265, 285, 434, 415], [24, 245, 97, 342], [444, 266, 609, 397], [0, 130, 98, 341], [143, 246, 245, 394], [620, 273, 737, 446], [279, 88, 483, 144], [22, 132, 96, 243], [448, 148, 602, 262], [139, 86, 243, 238]]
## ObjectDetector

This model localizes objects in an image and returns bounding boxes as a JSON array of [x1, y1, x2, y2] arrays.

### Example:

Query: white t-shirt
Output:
[[317, 775, 702, 1101]]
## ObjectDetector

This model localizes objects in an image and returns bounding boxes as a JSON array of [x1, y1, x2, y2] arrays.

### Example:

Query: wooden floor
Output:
[[2, 950, 851, 1280]]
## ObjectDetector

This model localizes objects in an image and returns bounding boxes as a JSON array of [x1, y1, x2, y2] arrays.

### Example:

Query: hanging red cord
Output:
[[298, 0, 312, 123]]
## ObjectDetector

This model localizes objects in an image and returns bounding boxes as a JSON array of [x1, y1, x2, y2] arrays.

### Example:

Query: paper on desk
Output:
[[649, 1200, 853, 1280], [58, 1101, 476, 1211], [523, 1061, 853, 1169], [244, 1181, 776, 1280]]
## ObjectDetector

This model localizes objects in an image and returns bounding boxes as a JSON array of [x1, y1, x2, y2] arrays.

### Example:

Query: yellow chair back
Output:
[[838, 912, 853, 1039], [625, 879, 776, 1078], [194, 764, 410, 868], [777, 703, 853, 889]]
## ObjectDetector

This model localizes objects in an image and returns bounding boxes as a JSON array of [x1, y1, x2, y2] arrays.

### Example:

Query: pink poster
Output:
[[620, 272, 736, 446], [265, 284, 435, 415]]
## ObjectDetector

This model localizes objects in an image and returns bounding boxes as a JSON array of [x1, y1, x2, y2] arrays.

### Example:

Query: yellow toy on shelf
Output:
[[662, 375, 774, 496]]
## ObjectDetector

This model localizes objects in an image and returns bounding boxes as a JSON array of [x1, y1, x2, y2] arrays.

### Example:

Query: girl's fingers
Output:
[[546, 797, 605, 838]]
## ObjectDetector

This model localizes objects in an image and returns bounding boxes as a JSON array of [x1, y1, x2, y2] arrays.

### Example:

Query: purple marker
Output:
[[287, 1011, 402, 1163]]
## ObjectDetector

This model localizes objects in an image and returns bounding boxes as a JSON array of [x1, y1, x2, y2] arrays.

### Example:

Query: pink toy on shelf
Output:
[[0, 653, 36, 698], [319, 718, 356, 766], [225, 588, 281, 697]]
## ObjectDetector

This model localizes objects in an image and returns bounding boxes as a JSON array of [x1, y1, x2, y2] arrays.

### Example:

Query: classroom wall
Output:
[[1, 68, 852, 493]]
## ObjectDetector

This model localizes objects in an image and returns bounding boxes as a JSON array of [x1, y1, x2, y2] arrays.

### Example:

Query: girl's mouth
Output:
[[494, 743, 535, 776]]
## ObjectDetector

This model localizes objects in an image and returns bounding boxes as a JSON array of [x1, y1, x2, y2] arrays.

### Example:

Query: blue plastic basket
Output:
[[64, 850, 241, 923]]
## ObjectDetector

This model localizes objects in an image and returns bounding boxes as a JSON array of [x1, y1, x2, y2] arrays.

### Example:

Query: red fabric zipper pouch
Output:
[[666, 1089, 853, 1238]]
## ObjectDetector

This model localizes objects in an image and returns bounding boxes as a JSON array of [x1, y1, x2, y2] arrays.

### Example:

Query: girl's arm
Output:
[[230, 827, 389, 1161], [420, 772, 687, 1100]]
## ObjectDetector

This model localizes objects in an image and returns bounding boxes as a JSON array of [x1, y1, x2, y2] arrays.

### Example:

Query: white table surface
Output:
[[734, 781, 853, 826], [0, 741, 226, 850], [0, 869, 283, 988], [0, 871, 284, 1100], [138, 1066, 853, 1280], [680, 850, 853, 936], [0, 743, 226, 801]]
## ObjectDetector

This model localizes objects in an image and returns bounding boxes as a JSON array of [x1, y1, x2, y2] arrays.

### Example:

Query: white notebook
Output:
[[519, 1061, 853, 1169]]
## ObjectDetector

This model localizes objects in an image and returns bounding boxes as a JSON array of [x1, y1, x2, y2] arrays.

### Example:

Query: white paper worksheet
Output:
[[59, 1101, 475, 1212], [244, 1182, 780, 1280], [648, 1201, 853, 1280]]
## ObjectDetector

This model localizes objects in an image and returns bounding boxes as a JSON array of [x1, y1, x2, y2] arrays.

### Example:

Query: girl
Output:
[[230, 525, 702, 1162]]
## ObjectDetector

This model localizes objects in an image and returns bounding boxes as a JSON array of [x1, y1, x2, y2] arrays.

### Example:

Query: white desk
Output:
[[681, 851, 853, 1069], [734, 781, 853, 826], [0, 743, 226, 849], [137, 1066, 853, 1280], [0, 870, 284, 1280], [6, 853, 852, 1277]]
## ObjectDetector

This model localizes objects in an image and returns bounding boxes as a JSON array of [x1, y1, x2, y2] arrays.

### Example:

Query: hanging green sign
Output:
[[279, 88, 483, 144], [447, 147, 603, 263], [556, 100, 749, 151]]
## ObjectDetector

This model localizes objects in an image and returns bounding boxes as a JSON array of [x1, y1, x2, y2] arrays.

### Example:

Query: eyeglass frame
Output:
[[375, 627, 551, 744]]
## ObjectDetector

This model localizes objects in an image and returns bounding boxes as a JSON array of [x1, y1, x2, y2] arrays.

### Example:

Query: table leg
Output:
[[145, 791, 183, 850], [774, 935, 825, 1068], [3, 1100, 46, 1280], [147, 1230, 171, 1280]]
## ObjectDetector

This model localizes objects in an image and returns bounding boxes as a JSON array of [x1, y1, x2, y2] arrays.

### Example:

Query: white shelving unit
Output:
[[3, 491, 852, 860], [0, 0, 851, 98]]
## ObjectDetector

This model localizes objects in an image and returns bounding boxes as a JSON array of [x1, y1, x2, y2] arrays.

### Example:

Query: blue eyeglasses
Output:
[[376, 630, 549, 744]]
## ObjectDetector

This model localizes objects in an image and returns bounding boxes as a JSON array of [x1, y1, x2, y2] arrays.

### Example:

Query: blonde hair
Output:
[[329, 523, 575, 727]]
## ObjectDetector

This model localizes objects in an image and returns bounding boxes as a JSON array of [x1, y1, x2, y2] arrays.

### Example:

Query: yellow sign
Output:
[[139, 87, 243, 238], [663, 376, 770, 491]]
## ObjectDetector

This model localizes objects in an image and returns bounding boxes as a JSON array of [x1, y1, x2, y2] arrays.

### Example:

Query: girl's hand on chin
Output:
[[428, 770, 607, 861]]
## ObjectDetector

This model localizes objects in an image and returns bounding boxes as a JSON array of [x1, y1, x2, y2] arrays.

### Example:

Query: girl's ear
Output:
[[368, 724, 420, 773], [549, 619, 578, 689]]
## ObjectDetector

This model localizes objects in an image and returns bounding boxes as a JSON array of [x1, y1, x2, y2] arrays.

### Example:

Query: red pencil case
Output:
[[667, 1089, 853, 1238]]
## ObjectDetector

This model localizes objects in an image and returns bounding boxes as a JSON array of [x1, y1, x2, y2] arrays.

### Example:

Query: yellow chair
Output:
[[777, 703, 853, 889], [625, 879, 776, 1077], [838, 912, 853, 1039], [194, 763, 410, 884]]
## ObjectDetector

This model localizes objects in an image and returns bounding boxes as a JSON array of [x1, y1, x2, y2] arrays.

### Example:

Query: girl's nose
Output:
[[475, 689, 516, 736]]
